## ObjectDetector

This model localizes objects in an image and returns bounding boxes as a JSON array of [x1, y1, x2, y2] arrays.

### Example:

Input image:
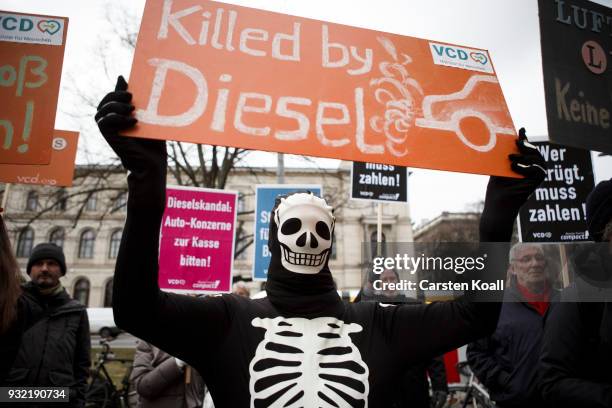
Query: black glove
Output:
[[508, 128, 546, 181], [430, 390, 448, 408], [480, 128, 546, 242], [96, 76, 167, 211]]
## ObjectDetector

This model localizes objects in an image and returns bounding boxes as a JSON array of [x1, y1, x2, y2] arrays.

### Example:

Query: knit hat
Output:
[[27, 243, 67, 275], [586, 178, 612, 242]]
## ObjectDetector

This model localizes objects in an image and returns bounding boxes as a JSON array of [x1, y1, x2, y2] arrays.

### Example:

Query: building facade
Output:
[[413, 212, 480, 242], [2, 162, 414, 307]]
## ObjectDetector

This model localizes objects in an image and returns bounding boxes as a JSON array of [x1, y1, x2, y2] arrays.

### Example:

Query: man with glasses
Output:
[[467, 243, 555, 408]]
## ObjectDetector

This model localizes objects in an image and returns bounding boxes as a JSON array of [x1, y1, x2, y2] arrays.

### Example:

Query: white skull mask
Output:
[[274, 193, 335, 274]]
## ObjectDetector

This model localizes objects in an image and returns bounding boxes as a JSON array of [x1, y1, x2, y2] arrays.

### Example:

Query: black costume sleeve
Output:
[[389, 297, 500, 363], [100, 77, 234, 366], [390, 129, 545, 364], [72, 311, 91, 407], [112, 188, 234, 365], [466, 337, 509, 392], [539, 302, 612, 408]]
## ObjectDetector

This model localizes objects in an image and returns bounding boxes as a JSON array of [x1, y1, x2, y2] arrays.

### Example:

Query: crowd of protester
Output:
[[0, 76, 610, 407]]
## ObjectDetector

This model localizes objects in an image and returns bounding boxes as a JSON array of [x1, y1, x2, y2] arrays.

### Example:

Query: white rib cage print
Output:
[[249, 316, 369, 408]]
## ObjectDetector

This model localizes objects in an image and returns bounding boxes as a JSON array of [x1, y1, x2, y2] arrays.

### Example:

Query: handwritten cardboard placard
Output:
[[127, 0, 518, 176], [0, 130, 78, 186], [159, 185, 237, 294], [0, 11, 68, 165]]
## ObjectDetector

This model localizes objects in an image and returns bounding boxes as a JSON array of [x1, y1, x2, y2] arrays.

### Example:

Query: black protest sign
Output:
[[538, 0, 612, 153], [351, 162, 408, 203], [519, 142, 594, 242]]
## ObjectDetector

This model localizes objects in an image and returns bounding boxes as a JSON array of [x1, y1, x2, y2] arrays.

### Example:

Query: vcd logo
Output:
[[0, 15, 35, 32], [431, 44, 489, 65], [0, 15, 62, 35]]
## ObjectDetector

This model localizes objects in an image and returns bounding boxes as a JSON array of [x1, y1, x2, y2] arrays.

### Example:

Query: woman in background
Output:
[[0, 211, 23, 382], [131, 339, 206, 408]]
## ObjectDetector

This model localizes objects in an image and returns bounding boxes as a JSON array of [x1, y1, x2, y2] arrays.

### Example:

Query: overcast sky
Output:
[[3, 0, 612, 226]]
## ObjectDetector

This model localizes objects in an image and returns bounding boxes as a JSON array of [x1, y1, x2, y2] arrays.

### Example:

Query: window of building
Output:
[[16, 227, 34, 258], [78, 229, 95, 259], [49, 227, 65, 248], [237, 194, 245, 213], [108, 229, 122, 259], [112, 192, 127, 212], [370, 230, 387, 258], [104, 278, 113, 307], [85, 193, 97, 212], [25, 191, 38, 211], [73, 278, 90, 306], [54, 189, 68, 211]]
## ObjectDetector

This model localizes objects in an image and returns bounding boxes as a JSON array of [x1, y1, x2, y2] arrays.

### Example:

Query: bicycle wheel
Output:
[[448, 384, 490, 408], [446, 384, 468, 408], [471, 389, 495, 408]]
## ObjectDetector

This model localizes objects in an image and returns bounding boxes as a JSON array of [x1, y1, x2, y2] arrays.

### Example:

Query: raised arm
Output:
[[97, 77, 232, 364], [389, 129, 545, 360]]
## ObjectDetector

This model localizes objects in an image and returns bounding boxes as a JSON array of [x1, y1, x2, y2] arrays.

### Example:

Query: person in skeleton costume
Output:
[[96, 77, 545, 408]]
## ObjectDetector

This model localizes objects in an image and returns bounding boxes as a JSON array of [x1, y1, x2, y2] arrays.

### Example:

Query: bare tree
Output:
[[6, 3, 255, 259], [6, 2, 356, 261]]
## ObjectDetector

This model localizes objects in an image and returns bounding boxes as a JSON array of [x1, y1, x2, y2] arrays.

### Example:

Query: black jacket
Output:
[[467, 285, 555, 408], [539, 245, 612, 408], [111, 187, 503, 407], [539, 300, 612, 408], [390, 355, 447, 408], [107, 131, 545, 407], [2, 283, 91, 407]]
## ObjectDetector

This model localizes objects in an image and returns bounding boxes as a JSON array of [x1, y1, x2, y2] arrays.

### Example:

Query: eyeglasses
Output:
[[514, 254, 546, 264]]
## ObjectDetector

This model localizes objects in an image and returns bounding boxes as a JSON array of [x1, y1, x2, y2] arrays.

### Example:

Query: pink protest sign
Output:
[[159, 185, 237, 294]]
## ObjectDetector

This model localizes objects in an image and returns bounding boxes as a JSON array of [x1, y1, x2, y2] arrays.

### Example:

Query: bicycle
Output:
[[85, 338, 136, 408], [446, 362, 494, 408]]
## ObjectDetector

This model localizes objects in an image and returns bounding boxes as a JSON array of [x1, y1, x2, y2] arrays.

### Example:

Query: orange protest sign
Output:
[[127, 0, 518, 177], [0, 130, 79, 186], [0, 11, 68, 165]]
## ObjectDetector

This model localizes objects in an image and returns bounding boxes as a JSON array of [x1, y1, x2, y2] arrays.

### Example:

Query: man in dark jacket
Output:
[[539, 179, 612, 408], [3, 243, 91, 407], [468, 243, 555, 408]]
